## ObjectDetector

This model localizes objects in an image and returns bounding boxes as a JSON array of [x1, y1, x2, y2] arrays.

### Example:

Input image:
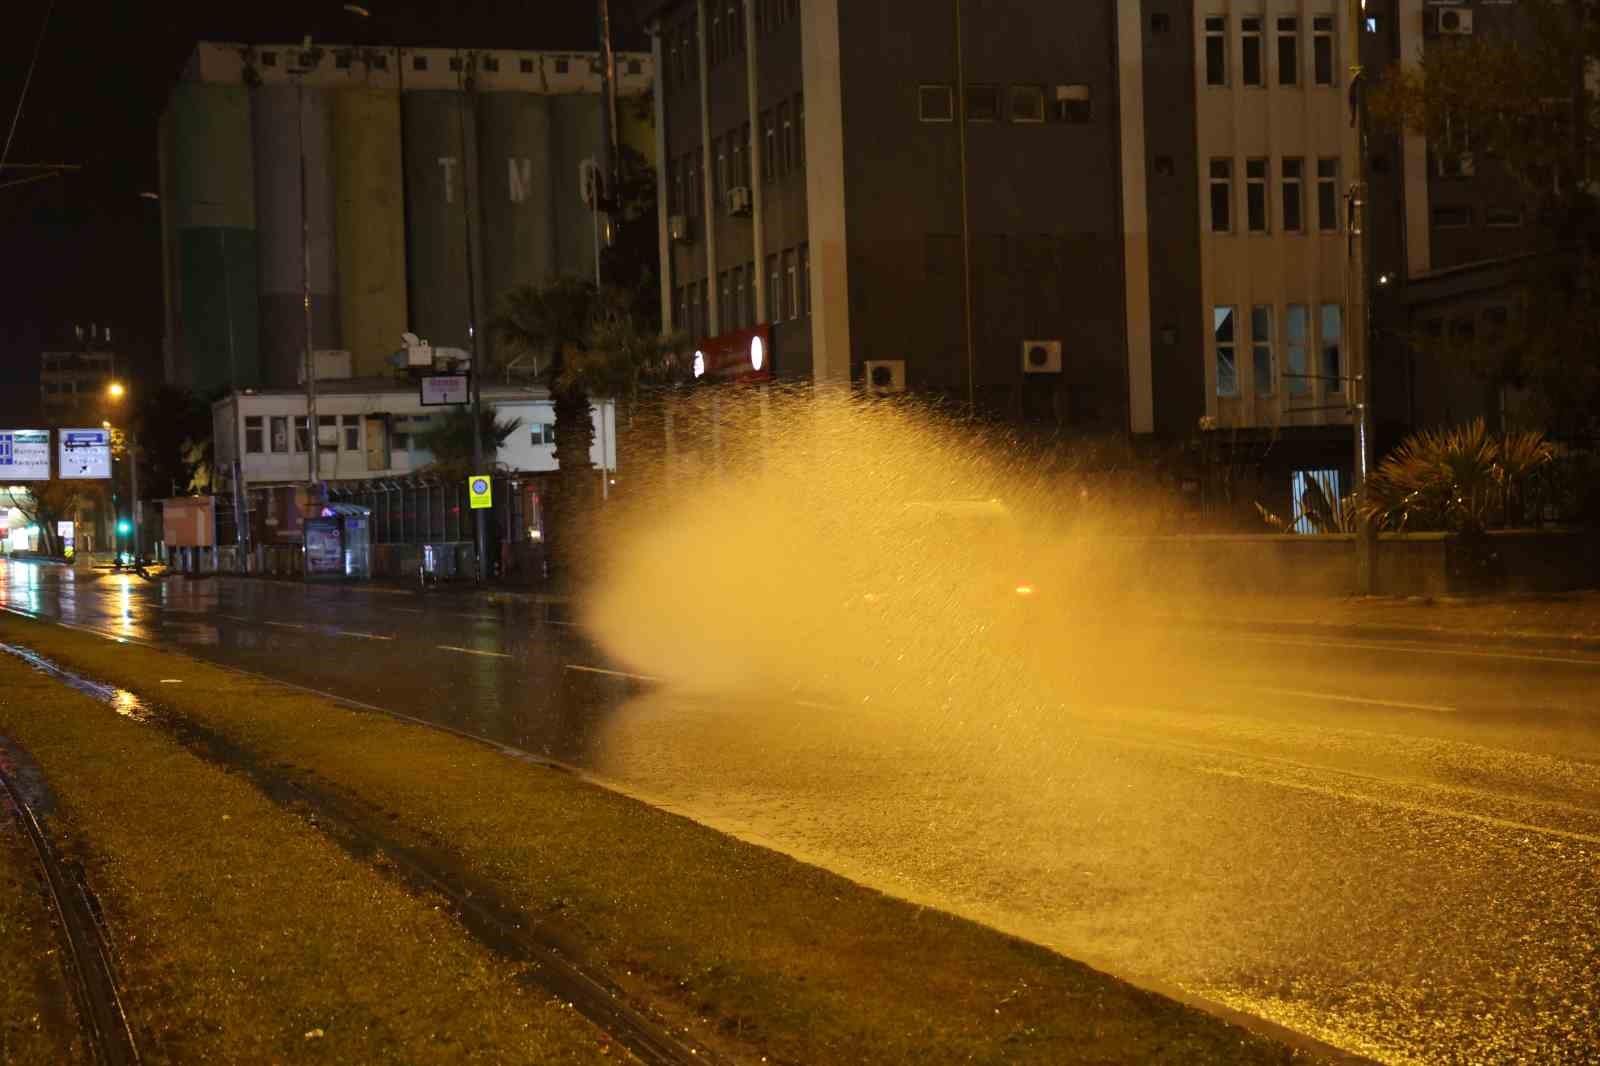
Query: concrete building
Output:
[[159, 42, 654, 396], [647, 0, 1375, 455], [40, 325, 119, 418]]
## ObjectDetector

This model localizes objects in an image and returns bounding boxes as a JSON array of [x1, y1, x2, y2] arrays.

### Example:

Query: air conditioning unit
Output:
[[1426, 8, 1473, 36], [727, 185, 753, 217], [863, 359, 906, 395], [669, 213, 692, 243], [1021, 340, 1063, 374]]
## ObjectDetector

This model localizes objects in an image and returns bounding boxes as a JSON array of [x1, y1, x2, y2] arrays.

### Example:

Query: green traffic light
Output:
[[117, 519, 133, 534]]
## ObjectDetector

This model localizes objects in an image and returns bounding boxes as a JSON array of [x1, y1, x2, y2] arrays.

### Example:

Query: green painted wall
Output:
[[333, 88, 409, 377], [403, 91, 475, 352]]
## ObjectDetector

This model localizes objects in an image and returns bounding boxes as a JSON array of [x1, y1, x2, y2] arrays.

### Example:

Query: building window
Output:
[[1246, 158, 1268, 232], [1209, 159, 1232, 232], [675, 286, 687, 333], [730, 131, 745, 193], [795, 93, 805, 168], [261, 51, 277, 67], [342, 415, 361, 451], [1283, 158, 1304, 232], [762, 111, 776, 181], [687, 283, 699, 339], [391, 416, 411, 455], [688, 154, 702, 216], [784, 250, 798, 321], [318, 414, 338, 448], [449, 56, 464, 73], [777, 101, 792, 173], [1151, 12, 1172, 35], [412, 55, 428, 71], [1215, 306, 1239, 396], [270, 416, 288, 453], [628, 58, 643, 75], [709, 9, 721, 66], [1241, 17, 1264, 86], [1486, 207, 1524, 228], [1277, 17, 1299, 86], [767, 254, 781, 322], [531, 424, 555, 446], [1317, 158, 1340, 231], [335, 51, 352, 70], [1313, 16, 1335, 86], [799, 243, 811, 316], [1252, 305, 1275, 396], [1154, 155, 1175, 177], [720, 271, 731, 333], [731, 266, 745, 329], [245, 416, 264, 454], [1286, 305, 1310, 395], [371, 53, 388, 71], [1320, 304, 1344, 391], [1010, 84, 1046, 123], [482, 56, 499, 72], [1204, 16, 1228, 86], [1433, 206, 1473, 229], [741, 123, 753, 184], [293, 416, 311, 453], [554, 58, 569, 74], [714, 136, 727, 202], [1054, 84, 1092, 124], [919, 84, 955, 122], [521, 58, 535, 74], [965, 84, 1000, 122]]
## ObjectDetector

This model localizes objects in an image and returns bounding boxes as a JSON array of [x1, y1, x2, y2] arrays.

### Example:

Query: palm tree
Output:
[[494, 276, 681, 577]]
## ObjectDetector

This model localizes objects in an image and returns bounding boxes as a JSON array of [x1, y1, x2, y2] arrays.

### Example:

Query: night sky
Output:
[[0, 0, 648, 418]]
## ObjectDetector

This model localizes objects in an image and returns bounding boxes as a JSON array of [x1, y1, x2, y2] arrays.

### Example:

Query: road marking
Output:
[[390, 607, 424, 614], [265, 621, 305, 630], [1230, 631, 1600, 668], [336, 631, 394, 641], [564, 664, 659, 683], [219, 614, 252, 623], [437, 645, 513, 659], [1251, 685, 1458, 714]]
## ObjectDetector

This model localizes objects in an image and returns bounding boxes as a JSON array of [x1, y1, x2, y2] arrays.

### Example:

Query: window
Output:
[[784, 250, 798, 321], [1010, 84, 1045, 123], [245, 416, 264, 454], [1277, 17, 1299, 86], [336, 52, 352, 70], [318, 414, 338, 448], [1215, 306, 1239, 396], [729, 131, 744, 193], [687, 154, 701, 216], [732, 266, 745, 329], [1282, 158, 1304, 232], [709, 9, 722, 65], [554, 58, 569, 74], [714, 136, 727, 202], [1054, 84, 1092, 124], [1209, 159, 1233, 232], [1320, 305, 1344, 391], [1286, 305, 1310, 395], [687, 283, 699, 338], [449, 56, 464, 73], [294, 416, 311, 453], [270, 416, 288, 453], [1205, 16, 1228, 86], [920, 84, 954, 122], [965, 84, 999, 122], [391, 416, 411, 455], [261, 51, 278, 67], [1252, 305, 1275, 396], [342, 415, 361, 451], [531, 424, 556, 446], [1154, 155, 1175, 177], [1241, 17, 1264, 86], [413, 55, 429, 71], [482, 56, 499, 72], [795, 94, 805, 168], [1246, 158, 1268, 232], [1486, 207, 1523, 228], [777, 101, 792, 173], [675, 286, 687, 332], [799, 243, 811, 316], [1317, 158, 1340, 231], [521, 58, 535, 74], [371, 54, 388, 71], [1151, 12, 1172, 34], [767, 254, 781, 322], [762, 111, 776, 181], [720, 271, 732, 333], [628, 58, 643, 75], [1433, 206, 1473, 229], [741, 123, 753, 183], [1313, 16, 1335, 86]]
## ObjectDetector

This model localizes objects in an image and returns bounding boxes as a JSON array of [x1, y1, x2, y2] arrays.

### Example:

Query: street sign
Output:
[[420, 375, 469, 406], [0, 429, 51, 480], [58, 427, 112, 479], [468, 475, 493, 510]]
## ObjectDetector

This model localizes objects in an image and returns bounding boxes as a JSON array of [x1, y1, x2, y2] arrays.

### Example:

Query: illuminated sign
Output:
[[0, 430, 51, 481], [58, 427, 113, 479], [695, 325, 773, 383], [420, 375, 470, 406], [468, 475, 493, 510]]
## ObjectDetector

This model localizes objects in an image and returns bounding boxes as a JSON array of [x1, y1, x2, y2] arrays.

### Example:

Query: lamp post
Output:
[[104, 383, 139, 560]]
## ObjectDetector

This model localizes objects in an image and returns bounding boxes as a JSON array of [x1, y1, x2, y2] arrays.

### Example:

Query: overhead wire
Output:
[[1, 0, 59, 176]]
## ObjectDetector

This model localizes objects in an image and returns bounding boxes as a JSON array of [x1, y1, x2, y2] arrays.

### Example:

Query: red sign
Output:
[[694, 325, 772, 383]]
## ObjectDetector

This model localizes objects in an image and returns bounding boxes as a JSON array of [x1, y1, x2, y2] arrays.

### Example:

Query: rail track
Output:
[[0, 742, 139, 1066]]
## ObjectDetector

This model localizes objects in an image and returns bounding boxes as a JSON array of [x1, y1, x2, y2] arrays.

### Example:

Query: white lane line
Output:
[[265, 621, 305, 630], [219, 614, 252, 623], [336, 631, 394, 641], [438, 645, 513, 659], [1252, 685, 1458, 714], [1231, 631, 1600, 668], [390, 607, 424, 614], [564, 664, 659, 683]]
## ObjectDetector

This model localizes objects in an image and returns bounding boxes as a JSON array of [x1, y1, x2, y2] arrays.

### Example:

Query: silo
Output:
[[476, 92, 555, 322], [253, 84, 341, 388], [165, 82, 261, 394], [332, 87, 408, 377], [548, 95, 605, 282], [403, 90, 476, 354]]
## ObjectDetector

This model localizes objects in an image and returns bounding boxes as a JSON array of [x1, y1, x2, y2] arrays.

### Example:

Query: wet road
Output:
[[2, 559, 1598, 1066]]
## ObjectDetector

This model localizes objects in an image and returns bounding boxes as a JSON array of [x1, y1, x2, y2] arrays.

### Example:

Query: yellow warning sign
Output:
[[468, 475, 493, 510]]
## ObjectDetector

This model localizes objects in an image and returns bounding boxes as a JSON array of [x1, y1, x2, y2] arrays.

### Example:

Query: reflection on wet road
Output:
[[3, 560, 1598, 1065]]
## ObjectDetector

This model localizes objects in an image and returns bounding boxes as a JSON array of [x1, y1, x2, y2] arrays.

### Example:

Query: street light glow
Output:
[[107, 382, 126, 399]]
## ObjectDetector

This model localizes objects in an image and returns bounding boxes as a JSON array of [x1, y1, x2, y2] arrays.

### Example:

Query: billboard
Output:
[[420, 375, 469, 406], [58, 428, 113, 479], [0, 430, 52, 481]]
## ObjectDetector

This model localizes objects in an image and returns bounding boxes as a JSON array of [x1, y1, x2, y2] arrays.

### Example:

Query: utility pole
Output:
[[294, 59, 322, 498], [456, 52, 490, 582], [954, 0, 976, 419], [1349, 0, 1377, 594]]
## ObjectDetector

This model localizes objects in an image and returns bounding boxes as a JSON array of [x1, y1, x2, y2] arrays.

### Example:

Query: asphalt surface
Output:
[[2, 559, 1597, 1066]]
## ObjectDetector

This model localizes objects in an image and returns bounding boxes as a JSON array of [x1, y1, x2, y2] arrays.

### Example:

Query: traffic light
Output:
[[117, 518, 133, 535]]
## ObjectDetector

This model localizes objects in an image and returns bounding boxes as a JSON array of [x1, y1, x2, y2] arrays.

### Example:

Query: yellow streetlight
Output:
[[107, 381, 126, 400]]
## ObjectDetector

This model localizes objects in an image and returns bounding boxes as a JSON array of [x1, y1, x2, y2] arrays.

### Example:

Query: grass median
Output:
[[0, 613, 1317, 1065], [0, 651, 617, 1065], [0, 801, 82, 1064]]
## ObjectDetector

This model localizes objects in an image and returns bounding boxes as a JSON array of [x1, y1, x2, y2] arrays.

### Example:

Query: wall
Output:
[[333, 88, 409, 376]]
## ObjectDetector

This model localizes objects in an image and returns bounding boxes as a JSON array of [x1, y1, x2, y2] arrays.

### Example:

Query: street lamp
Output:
[[105, 383, 140, 561]]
